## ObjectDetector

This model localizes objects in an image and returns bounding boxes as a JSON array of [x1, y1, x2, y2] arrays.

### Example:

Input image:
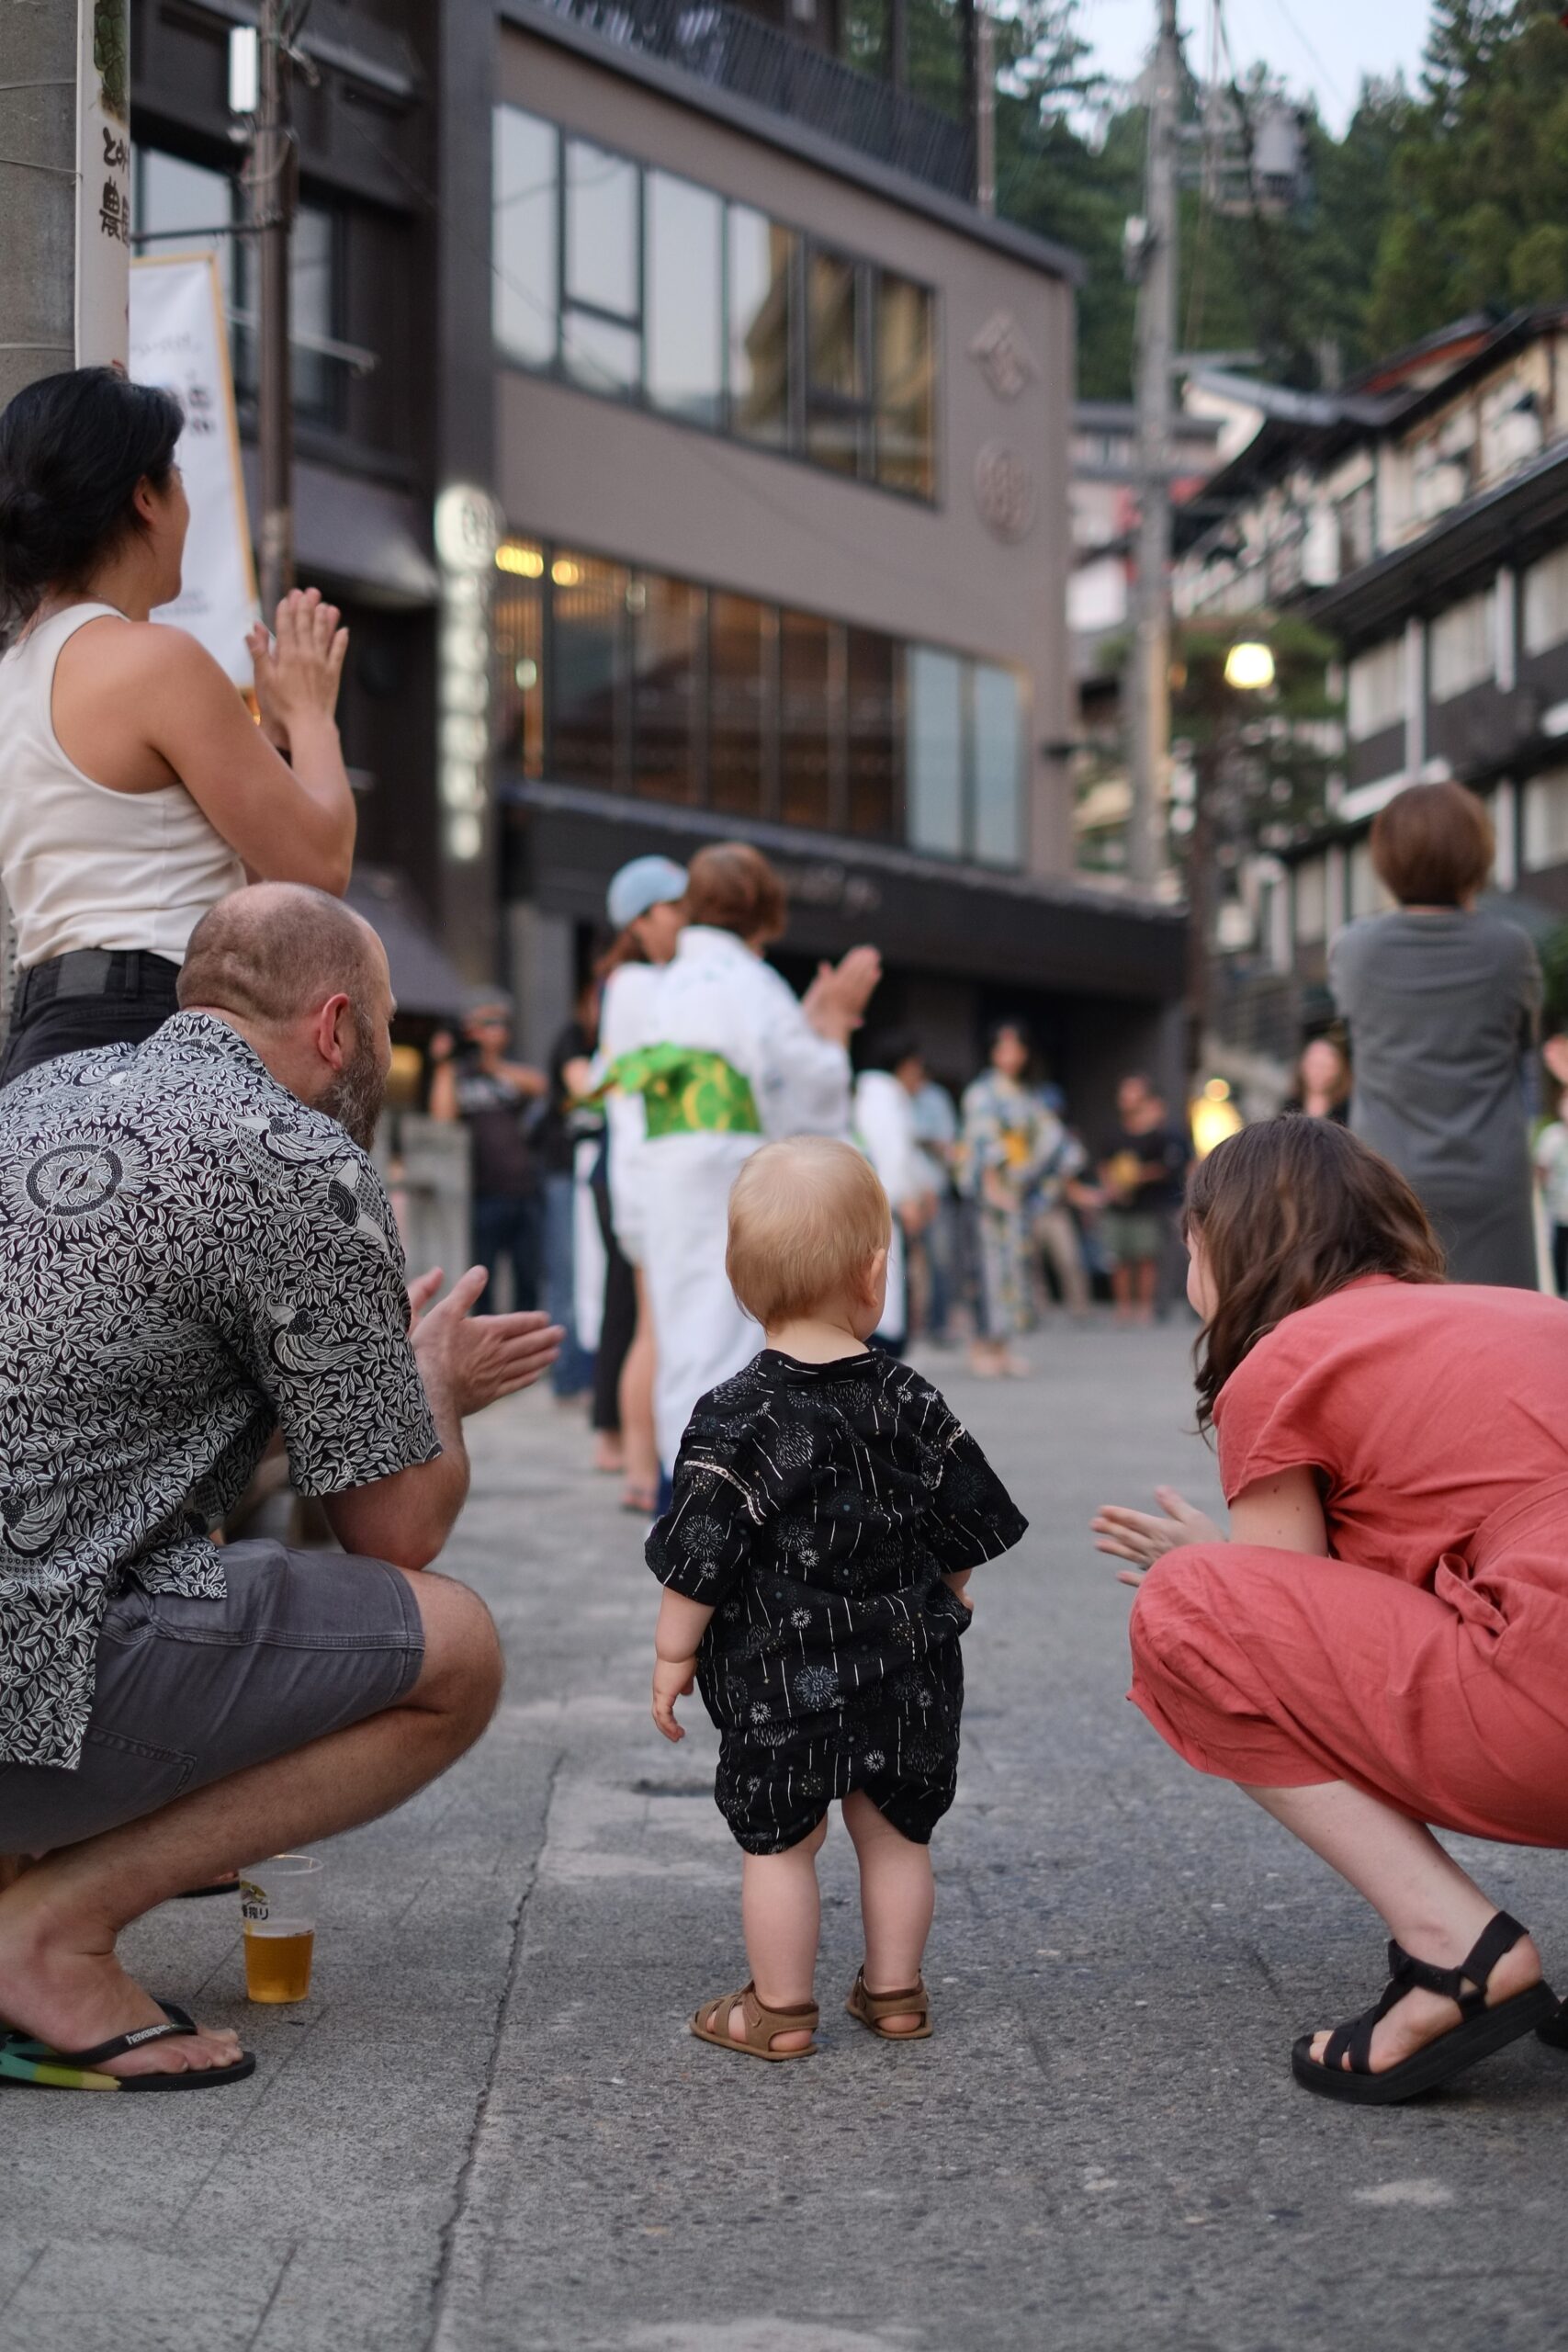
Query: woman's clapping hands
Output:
[[1092, 1487, 1224, 1587]]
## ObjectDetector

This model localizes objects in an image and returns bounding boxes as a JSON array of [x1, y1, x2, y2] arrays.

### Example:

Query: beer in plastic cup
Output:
[[241, 1853, 323, 2004]]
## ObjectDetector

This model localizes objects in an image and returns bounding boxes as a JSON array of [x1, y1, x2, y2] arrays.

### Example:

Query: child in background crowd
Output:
[[648, 1137, 1026, 2059], [1534, 1088, 1568, 1296]]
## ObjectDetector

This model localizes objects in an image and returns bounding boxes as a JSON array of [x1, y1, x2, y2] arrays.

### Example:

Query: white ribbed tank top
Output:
[[0, 603, 244, 967]]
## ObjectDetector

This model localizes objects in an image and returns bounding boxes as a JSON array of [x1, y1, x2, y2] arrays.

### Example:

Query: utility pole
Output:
[[975, 7, 996, 215], [0, 1, 129, 415], [1127, 0, 1181, 890], [247, 1, 299, 618]]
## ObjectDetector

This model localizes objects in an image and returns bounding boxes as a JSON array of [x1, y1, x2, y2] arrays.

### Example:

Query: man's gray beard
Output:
[[320, 1021, 387, 1151]]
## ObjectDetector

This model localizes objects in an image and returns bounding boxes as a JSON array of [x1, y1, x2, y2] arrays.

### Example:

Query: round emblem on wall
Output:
[[25, 1141, 126, 1216], [974, 442, 1038, 543]]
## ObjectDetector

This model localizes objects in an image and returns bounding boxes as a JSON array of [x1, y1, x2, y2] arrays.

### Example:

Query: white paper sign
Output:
[[74, 0, 130, 368], [130, 255, 259, 685]]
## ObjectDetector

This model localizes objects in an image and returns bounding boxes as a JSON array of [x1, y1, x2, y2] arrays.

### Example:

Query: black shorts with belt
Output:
[[0, 947, 182, 1087]]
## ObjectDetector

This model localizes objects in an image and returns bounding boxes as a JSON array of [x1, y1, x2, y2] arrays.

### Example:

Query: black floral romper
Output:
[[647, 1350, 1028, 1855]]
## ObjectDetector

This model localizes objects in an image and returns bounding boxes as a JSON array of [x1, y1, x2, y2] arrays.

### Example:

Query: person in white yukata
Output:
[[629, 843, 880, 1484]]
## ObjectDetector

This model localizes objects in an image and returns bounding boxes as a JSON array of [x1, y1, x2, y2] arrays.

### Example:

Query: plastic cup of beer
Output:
[[240, 1854, 323, 2004]]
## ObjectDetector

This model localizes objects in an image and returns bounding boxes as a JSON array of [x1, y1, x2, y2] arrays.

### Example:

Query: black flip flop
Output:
[[1292, 1910, 1556, 2106], [0, 1999, 255, 2093]]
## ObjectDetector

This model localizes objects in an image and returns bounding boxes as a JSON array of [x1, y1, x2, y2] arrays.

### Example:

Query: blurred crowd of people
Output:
[[423, 847, 1222, 1523]]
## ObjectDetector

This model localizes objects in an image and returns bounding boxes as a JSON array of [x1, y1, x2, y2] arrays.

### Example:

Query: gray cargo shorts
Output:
[[0, 1539, 426, 1851]]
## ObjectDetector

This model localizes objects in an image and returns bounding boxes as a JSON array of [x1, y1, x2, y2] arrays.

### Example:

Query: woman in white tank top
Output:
[[0, 368, 357, 1081]]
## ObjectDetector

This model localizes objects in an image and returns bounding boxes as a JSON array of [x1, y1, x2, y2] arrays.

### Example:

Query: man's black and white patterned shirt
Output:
[[0, 1012, 440, 1771]]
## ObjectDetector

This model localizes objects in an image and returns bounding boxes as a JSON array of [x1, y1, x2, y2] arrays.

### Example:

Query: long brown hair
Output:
[[1186, 1116, 1445, 1431]]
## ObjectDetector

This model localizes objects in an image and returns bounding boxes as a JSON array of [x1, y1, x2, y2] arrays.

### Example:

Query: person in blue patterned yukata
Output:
[[649, 1136, 1027, 2061], [0, 885, 560, 2093]]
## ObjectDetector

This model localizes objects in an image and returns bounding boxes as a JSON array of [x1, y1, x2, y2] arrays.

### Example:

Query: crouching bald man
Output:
[[0, 884, 559, 2089]]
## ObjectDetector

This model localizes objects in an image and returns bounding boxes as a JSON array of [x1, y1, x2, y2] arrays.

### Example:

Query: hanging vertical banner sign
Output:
[[130, 254, 260, 686], [74, 0, 130, 367], [434, 485, 502, 865]]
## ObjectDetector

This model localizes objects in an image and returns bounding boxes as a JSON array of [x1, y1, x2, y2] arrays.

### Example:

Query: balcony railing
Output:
[[533, 0, 976, 200]]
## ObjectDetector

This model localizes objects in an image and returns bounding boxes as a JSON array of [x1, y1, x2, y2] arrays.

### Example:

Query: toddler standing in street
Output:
[[649, 1136, 1027, 2059]]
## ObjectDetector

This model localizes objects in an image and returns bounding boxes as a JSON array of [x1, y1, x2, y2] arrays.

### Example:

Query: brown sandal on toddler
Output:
[[845, 1966, 932, 2041], [690, 1984, 819, 2060]]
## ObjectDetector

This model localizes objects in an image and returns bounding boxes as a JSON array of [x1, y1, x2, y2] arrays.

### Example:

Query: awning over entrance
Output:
[[503, 780, 1186, 1003], [348, 866, 470, 1020], [242, 456, 439, 610]]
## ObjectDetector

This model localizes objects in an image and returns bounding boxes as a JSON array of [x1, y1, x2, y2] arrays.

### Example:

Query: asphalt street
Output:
[[5, 1319, 1568, 2352]]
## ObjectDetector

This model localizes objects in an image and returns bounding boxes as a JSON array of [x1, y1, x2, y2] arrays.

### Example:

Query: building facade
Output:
[[1171, 310, 1568, 1074], [130, 0, 1186, 1107]]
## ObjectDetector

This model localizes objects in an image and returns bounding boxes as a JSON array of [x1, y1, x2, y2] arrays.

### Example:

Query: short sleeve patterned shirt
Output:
[[0, 1012, 440, 1770]]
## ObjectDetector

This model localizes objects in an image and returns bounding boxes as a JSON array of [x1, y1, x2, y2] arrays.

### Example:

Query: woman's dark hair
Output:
[[986, 1016, 1032, 1060], [0, 368, 184, 630], [683, 842, 787, 944], [1186, 1115, 1445, 1432], [863, 1027, 922, 1074], [1370, 779, 1493, 907]]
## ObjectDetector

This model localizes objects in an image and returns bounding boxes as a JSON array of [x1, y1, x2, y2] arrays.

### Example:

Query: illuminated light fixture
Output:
[[228, 24, 259, 116], [495, 543, 544, 578], [514, 658, 537, 691], [1224, 640, 1276, 692], [552, 558, 581, 587]]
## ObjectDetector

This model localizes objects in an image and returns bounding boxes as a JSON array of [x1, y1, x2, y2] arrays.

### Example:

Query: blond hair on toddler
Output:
[[727, 1136, 890, 1328]]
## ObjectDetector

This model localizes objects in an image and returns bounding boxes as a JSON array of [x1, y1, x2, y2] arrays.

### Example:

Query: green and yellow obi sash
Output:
[[593, 1045, 761, 1140]]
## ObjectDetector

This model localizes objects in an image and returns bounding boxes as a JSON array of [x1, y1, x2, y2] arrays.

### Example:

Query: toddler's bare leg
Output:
[[843, 1791, 934, 2034], [735, 1816, 828, 2049]]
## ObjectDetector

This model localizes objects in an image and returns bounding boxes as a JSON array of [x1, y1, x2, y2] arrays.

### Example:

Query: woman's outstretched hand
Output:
[[248, 586, 349, 750], [1092, 1487, 1224, 1587]]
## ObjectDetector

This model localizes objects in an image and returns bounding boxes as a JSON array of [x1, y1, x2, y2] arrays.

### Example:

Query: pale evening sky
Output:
[[1077, 0, 1435, 131]]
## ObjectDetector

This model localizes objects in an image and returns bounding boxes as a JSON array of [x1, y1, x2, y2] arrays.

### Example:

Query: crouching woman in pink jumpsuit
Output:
[[1094, 1115, 1568, 2106]]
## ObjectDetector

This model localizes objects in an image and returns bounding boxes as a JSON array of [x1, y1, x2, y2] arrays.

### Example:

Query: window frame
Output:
[[491, 103, 941, 508], [491, 532, 1024, 867]]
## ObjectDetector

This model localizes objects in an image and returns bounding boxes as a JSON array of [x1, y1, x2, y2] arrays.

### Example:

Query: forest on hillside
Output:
[[841, 1, 1568, 396]]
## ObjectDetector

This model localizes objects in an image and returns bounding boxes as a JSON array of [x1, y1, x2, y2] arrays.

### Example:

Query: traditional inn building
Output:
[[1173, 309, 1568, 1066], [130, 0, 1185, 1107]]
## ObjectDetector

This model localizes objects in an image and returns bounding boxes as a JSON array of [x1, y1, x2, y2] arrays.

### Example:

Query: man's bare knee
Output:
[[403, 1573, 503, 1728]]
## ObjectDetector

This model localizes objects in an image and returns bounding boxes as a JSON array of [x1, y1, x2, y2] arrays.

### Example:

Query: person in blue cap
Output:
[[592, 854, 689, 1511]]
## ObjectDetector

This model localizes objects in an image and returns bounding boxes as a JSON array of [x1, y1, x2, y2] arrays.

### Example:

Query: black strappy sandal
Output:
[[1292, 1910, 1557, 2106]]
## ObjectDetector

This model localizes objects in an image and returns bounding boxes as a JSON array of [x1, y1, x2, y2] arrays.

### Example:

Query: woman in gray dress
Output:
[[1329, 781, 1541, 1287]]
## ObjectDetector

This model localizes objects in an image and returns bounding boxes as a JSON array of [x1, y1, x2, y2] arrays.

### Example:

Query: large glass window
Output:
[[562, 139, 640, 398], [493, 537, 1024, 865], [551, 554, 628, 789], [132, 146, 341, 424], [233, 200, 338, 423], [131, 149, 233, 303], [492, 106, 937, 501], [728, 208, 795, 450], [907, 649, 964, 856], [632, 574, 705, 803], [492, 107, 558, 369], [807, 252, 867, 477], [646, 174, 723, 429], [847, 628, 897, 839], [875, 274, 935, 497], [709, 594, 771, 817], [973, 664, 1023, 865], [780, 611, 834, 828], [493, 538, 546, 778]]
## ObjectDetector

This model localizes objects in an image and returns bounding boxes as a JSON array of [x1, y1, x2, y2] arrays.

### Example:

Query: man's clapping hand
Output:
[[409, 1266, 563, 1419]]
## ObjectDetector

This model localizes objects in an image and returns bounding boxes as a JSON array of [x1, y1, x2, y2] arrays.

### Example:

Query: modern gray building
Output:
[[131, 0, 1185, 1103]]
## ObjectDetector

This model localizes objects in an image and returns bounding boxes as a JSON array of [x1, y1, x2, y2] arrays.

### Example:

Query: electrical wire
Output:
[[1267, 0, 1349, 119]]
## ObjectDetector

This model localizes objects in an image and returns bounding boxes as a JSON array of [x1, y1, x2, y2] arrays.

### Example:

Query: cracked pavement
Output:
[[5, 1322, 1568, 2352]]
